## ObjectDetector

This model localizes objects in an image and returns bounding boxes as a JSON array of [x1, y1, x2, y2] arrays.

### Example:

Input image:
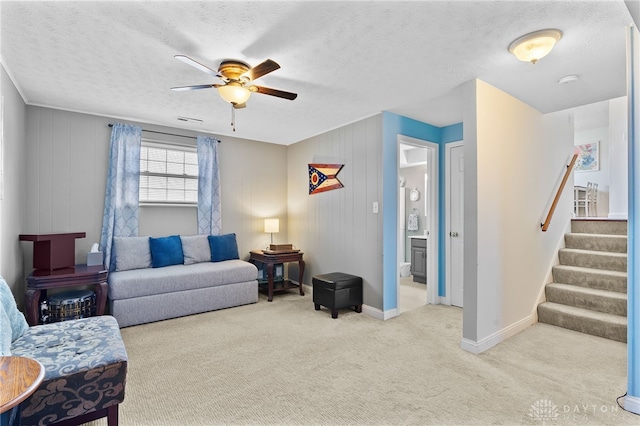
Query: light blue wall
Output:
[[381, 111, 462, 311], [626, 25, 640, 413]]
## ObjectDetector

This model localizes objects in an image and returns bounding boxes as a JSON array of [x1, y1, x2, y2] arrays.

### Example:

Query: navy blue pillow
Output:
[[208, 233, 239, 262], [149, 235, 184, 268]]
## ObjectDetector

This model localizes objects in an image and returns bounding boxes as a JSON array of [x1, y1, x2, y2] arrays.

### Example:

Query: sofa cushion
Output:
[[114, 236, 152, 271], [150, 235, 184, 268], [181, 235, 211, 265], [208, 233, 239, 262], [108, 260, 258, 300], [0, 277, 29, 356], [11, 316, 127, 425]]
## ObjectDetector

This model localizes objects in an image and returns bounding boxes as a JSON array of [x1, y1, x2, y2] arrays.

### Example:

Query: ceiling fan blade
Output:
[[171, 84, 216, 91], [245, 59, 280, 81], [250, 85, 297, 100], [174, 55, 222, 78]]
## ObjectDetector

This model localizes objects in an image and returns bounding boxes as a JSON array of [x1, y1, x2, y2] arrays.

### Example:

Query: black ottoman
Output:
[[313, 272, 363, 318]]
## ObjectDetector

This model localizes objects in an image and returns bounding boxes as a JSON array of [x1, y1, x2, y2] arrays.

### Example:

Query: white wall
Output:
[[400, 164, 428, 260], [462, 79, 574, 353], [608, 96, 628, 219], [0, 64, 28, 300], [23, 106, 288, 277], [574, 127, 610, 217], [287, 115, 383, 309]]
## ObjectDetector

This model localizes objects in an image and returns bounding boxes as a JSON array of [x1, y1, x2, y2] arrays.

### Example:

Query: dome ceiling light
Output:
[[508, 29, 563, 64]]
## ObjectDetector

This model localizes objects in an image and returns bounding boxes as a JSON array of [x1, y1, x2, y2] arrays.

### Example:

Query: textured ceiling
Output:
[[0, 1, 633, 145]]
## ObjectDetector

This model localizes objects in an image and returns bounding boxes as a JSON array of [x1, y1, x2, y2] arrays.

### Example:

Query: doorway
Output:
[[446, 142, 464, 307], [396, 135, 438, 313]]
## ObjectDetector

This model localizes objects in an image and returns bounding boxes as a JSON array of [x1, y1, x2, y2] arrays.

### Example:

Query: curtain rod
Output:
[[107, 124, 220, 143]]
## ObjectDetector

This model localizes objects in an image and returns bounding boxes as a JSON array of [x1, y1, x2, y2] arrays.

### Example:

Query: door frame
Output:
[[445, 140, 464, 306], [396, 135, 439, 308]]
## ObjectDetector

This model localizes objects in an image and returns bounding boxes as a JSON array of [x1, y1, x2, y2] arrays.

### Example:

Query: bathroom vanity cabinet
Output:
[[410, 237, 427, 284]]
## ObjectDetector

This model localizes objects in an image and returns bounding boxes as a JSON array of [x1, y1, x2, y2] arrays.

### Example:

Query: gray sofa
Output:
[[107, 234, 258, 328]]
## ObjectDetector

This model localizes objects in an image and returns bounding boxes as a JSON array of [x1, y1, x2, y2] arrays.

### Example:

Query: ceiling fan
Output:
[[171, 55, 297, 110]]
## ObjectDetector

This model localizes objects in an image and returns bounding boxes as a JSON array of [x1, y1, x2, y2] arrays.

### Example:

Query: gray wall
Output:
[[287, 115, 383, 309], [22, 106, 288, 280], [0, 64, 28, 300]]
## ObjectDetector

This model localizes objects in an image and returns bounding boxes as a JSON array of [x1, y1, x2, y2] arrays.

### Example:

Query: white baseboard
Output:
[[624, 395, 640, 415], [301, 283, 312, 292], [608, 212, 628, 219], [361, 304, 397, 320], [460, 315, 536, 354], [299, 284, 392, 321]]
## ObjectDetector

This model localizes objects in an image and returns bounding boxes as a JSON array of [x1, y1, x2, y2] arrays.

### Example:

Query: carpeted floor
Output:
[[92, 290, 636, 425], [399, 276, 427, 313]]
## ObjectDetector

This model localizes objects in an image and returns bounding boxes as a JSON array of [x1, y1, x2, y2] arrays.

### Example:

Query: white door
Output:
[[449, 145, 464, 307]]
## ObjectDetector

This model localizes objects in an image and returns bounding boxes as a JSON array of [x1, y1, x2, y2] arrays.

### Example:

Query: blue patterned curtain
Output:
[[100, 123, 142, 271], [197, 135, 222, 235]]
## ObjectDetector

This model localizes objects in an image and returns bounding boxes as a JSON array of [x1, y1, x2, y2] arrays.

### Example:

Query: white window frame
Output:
[[139, 140, 198, 207]]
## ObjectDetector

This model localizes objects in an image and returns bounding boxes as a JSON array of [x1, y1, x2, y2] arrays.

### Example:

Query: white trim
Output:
[[24, 101, 223, 143], [460, 315, 536, 354], [362, 304, 397, 320], [299, 284, 389, 322], [140, 202, 197, 208], [396, 135, 439, 310], [142, 138, 197, 152], [608, 212, 629, 219], [0, 57, 28, 104], [533, 220, 570, 318], [624, 395, 640, 415], [445, 140, 464, 306]]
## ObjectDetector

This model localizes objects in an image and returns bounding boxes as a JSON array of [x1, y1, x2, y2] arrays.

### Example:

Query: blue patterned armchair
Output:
[[1, 278, 127, 426]]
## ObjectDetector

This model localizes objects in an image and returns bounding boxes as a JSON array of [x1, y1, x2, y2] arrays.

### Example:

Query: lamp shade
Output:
[[264, 218, 279, 234], [508, 29, 562, 64], [218, 83, 251, 104]]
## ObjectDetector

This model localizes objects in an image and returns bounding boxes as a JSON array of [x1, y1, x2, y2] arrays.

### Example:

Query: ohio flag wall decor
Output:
[[308, 163, 344, 195]]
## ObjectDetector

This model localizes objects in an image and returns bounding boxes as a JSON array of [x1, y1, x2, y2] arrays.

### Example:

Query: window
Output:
[[139, 142, 198, 204]]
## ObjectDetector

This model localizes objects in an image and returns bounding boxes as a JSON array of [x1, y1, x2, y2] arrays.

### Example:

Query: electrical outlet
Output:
[[373, 202, 379, 213]]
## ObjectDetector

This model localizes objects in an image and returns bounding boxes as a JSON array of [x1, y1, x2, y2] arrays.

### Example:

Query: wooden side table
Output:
[[0, 356, 45, 425], [24, 264, 108, 326], [249, 250, 305, 302]]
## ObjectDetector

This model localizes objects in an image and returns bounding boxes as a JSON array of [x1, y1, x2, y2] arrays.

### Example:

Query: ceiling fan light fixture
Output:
[[218, 83, 251, 105], [508, 29, 562, 64]]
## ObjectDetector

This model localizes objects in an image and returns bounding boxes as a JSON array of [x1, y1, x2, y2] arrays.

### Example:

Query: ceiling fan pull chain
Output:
[[231, 104, 236, 132]]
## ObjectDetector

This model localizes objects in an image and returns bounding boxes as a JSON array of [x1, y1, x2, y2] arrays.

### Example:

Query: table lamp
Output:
[[264, 218, 279, 244]]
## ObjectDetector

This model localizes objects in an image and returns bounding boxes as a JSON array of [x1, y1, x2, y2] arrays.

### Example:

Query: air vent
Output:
[[558, 75, 579, 85], [176, 116, 203, 124]]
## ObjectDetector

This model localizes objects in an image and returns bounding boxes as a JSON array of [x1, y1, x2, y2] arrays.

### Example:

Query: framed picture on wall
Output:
[[574, 141, 599, 172]]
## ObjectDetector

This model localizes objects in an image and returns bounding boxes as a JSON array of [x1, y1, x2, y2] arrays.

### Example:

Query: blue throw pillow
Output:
[[208, 233, 239, 262], [149, 236, 184, 268]]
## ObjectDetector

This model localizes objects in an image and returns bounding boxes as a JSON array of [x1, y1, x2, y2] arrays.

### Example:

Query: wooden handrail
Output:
[[541, 153, 578, 232]]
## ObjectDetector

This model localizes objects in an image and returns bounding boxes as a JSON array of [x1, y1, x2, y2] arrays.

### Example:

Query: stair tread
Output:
[[547, 282, 627, 300], [570, 219, 628, 236], [553, 264, 627, 277], [570, 233, 627, 239], [559, 248, 627, 257], [539, 302, 627, 324]]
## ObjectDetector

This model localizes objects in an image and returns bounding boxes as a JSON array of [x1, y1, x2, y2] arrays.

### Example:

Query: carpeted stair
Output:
[[538, 219, 627, 342]]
